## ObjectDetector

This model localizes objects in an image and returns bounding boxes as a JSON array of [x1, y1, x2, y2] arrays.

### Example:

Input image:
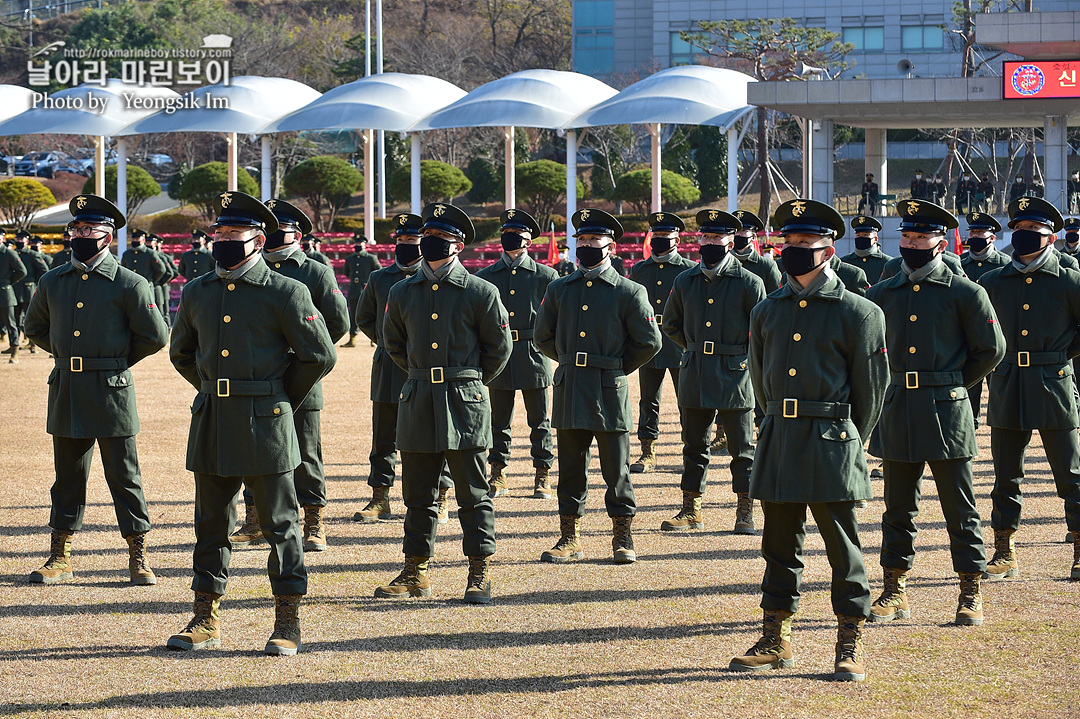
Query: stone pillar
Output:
[[865, 128, 887, 215], [1044, 115, 1068, 213], [810, 119, 834, 204]]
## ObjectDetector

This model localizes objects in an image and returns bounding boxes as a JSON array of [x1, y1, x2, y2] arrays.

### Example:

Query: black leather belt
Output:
[[685, 342, 747, 356], [407, 367, 482, 383], [557, 353, 622, 370], [765, 399, 850, 419], [56, 357, 128, 372], [890, 370, 964, 389], [200, 379, 286, 397]]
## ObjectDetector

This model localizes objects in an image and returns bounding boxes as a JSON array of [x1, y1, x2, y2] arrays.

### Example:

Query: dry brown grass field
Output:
[[1, 344, 1078, 719]]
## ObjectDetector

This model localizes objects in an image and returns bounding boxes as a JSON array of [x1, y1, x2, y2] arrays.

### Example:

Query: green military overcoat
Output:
[[475, 253, 559, 391], [732, 247, 782, 294], [344, 249, 382, 298], [170, 259, 337, 476], [24, 253, 168, 438], [840, 247, 894, 287], [661, 260, 765, 410], [629, 252, 696, 368], [383, 260, 512, 453], [961, 247, 1009, 282], [534, 265, 662, 432], [50, 248, 71, 269], [0, 246, 27, 307], [178, 247, 215, 282], [14, 248, 49, 303], [357, 263, 412, 403], [748, 274, 888, 503], [866, 261, 1005, 461], [120, 245, 166, 285]]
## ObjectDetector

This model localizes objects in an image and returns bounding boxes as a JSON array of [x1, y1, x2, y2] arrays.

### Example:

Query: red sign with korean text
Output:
[[1003, 60, 1080, 99]]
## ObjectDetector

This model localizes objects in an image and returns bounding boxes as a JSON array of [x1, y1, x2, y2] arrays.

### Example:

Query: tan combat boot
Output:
[[868, 566, 910, 622], [490, 462, 509, 497], [126, 532, 157, 585], [612, 515, 636, 564], [302, 504, 327, 552], [229, 497, 263, 548], [464, 555, 492, 604], [342, 333, 357, 348], [533, 467, 553, 499], [6, 344, 18, 364], [374, 555, 433, 598], [630, 439, 656, 473], [541, 515, 583, 563], [660, 490, 703, 531], [734, 492, 755, 534], [834, 615, 867, 682], [29, 530, 74, 584], [1071, 533, 1080, 581], [353, 486, 392, 522], [729, 609, 795, 672], [436, 486, 451, 525], [955, 572, 984, 626], [984, 528, 1018, 579], [265, 594, 302, 655], [709, 424, 727, 456], [167, 591, 223, 650]]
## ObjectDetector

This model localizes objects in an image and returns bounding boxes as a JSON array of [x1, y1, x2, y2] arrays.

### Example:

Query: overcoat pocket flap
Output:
[[254, 398, 291, 416], [818, 418, 858, 442]]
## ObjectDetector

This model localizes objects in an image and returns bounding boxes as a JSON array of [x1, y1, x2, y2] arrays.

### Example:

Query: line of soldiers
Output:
[[17, 190, 1080, 682]]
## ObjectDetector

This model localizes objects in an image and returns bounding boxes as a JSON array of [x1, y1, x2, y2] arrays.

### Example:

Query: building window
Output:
[[670, 31, 707, 65], [574, 0, 614, 76], [843, 27, 885, 52], [901, 25, 944, 52]]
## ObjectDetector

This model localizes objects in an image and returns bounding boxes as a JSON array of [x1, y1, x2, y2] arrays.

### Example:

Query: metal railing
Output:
[[1, 0, 106, 21]]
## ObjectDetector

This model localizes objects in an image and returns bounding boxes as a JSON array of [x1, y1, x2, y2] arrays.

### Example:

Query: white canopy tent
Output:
[[262, 72, 466, 239], [0, 85, 39, 124], [411, 69, 618, 241]]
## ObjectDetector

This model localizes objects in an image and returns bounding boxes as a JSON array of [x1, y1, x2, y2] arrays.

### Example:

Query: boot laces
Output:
[[129, 535, 150, 571], [837, 621, 861, 661], [467, 557, 489, 589], [736, 496, 753, 525]]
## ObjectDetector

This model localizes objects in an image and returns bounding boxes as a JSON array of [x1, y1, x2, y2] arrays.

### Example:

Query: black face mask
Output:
[[854, 236, 874, 251], [780, 245, 829, 277], [71, 237, 105, 263], [699, 243, 728, 266], [13, 240, 26, 250], [576, 245, 608, 268], [395, 242, 421, 265], [1066, 232, 1079, 246], [263, 229, 290, 251], [130, 241, 142, 249], [354, 244, 364, 253], [191, 241, 203, 248], [899, 246, 937, 269], [968, 236, 991, 253], [420, 235, 454, 262], [1011, 228, 1049, 256], [62, 239, 71, 248], [501, 232, 526, 252], [650, 235, 675, 254], [733, 234, 752, 251], [212, 239, 257, 268], [300, 242, 311, 252]]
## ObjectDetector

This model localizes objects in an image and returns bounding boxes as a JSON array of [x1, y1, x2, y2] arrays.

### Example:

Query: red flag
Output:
[[642, 230, 652, 260], [954, 228, 963, 254], [547, 225, 558, 266]]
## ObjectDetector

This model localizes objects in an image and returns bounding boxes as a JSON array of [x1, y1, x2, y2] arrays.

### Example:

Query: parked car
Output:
[[70, 147, 118, 174], [14, 151, 86, 178], [133, 152, 177, 180]]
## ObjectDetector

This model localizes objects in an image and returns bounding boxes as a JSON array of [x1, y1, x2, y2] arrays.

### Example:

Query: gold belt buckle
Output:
[[703, 341, 715, 355], [1017, 351, 1030, 367], [655, 313, 663, 326], [217, 378, 230, 397], [905, 371, 919, 389], [782, 398, 798, 418], [70, 356, 83, 372], [431, 367, 445, 384], [510, 329, 520, 342], [575, 352, 587, 367]]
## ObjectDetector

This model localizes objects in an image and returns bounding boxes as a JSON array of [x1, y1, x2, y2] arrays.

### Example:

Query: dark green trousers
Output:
[[50, 435, 150, 537], [368, 401, 451, 490], [990, 427, 1080, 532], [881, 458, 986, 574], [244, 408, 325, 507], [0, 304, 14, 345], [347, 293, 361, 335], [636, 366, 680, 440], [489, 387, 554, 469], [194, 471, 307, 596], [556, 428, 636, 517], [681, 407, 755, 495], [968, 378, 984, 428], [400, 448, 495, 558], [155, 285, 170, 326], [13, 300, 29, 335], [760, 500, 870, 618]]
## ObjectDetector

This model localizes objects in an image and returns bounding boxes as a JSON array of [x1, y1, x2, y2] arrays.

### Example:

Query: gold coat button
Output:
[[579, 331, 586, 337], [706, 321, 712, 327], [656, 280, 662, 286], [273, 407, 281, 415], [81, 273, 89, 280], [793, 333, 802, 341], [431, 313, 438, 320], [431, 342, 438, 349], [275, 263, 281, 268], [227, 283, 235, 291], [475, 393, 482, 399], [509, 290, 516, 296], [913, 284, 920, 292], [656, 298, 662, 304], [221, 349, 229, 357], [799, 300, 808, 308], [582, 305, 588, 311], [76, 302, 83, 309], [909, 347, 916, 354], [788, 368, 797, 376], [511, 270, 517, 275], [659, 264, 665, 269], [73, 330, 80, 337], [950, 391, 957, 398], [223, 315, 231, 323], [708, 298, 714, 304], [978, 262, 983, 267], [432, 283, 439, 291], [509, 311, 515, 317], [1023, 304, 1030, 310], [400, 392, 404, 399], [587, 281, 593, 287], [840, 432, 848, 439], [1026, 277, 1033, 284], [909, 315, 917, 322], [1022, 329, 1029, 336], [1060, 370, 1066, 377]]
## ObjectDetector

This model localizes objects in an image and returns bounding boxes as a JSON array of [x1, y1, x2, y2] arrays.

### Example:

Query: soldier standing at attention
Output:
[[50, 228, 72, 269], [554, 245, 575, 277], [342, 233, 381, 348], [228, 199, 349, 553], [659, 209, 764, 534], [840, 216, 893, 286], [1068, 171, 1080, 215], [977, 174, 996, 213], [148, 234, 177, 326], [1007, 175, 1028, 205], [865, 200, 1005, 627], [930, 173, 948, 206], [628, 212, 696, 473], [729, 199, 887, 682], [1061, 218, 1080, 258], [353, 214, 454, 525], [978, 197, 1080, 582], [910, 170, 928, 201], [375, 203, 512, 603], [961, 212, 1010, 429], [858, 173, 879, 215], [0, 229, 26, 362], [534, 209, 662, 564], [178, 230, 215, 282], [956, 173, 979, 215], [168, 191, 336, 655], [302, 236, 332, 267], [121, 229, 167, 289], [476, 209, 558, 498], [13, 232, 50, 354], [730, 210, 781, 294], [23, 195, 168, 585]]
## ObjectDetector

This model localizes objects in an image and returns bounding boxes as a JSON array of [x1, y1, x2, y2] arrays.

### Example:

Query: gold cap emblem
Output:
[[791, 200, 807, 217], [75, 196, 87, 209], [907, 201, 920, 216], [654, 212, 664, 222], [735, 211, 743, 218], [506, 209, 516, 219], [579, 209, 591, 220], [708, 210, 719, 221], [398, 214, 407, 225], [220, 192, 233, 208], [971, 212, 980, 220], [266, 199, 277, 209], [857, 216, 865, 224], [433, 204, 446, 217], [1018, 197, 1030, 210]]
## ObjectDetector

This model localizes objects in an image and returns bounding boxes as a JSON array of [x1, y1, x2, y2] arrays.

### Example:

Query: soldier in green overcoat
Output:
[[352, 214, 454, 524], [121, 229, 167, 288], [978, 197, 1080, 582], [228, 199, 349, 552], [0, 229, 27, 361], [730, 210, 782, 294], [627, 212, 696, 472], [168, 191, 337, 655], [23, 194, 168, 587], [840, 215, 894, 286], [534, 209, 662, 564], [50, 229, 72, 269], [376, 203, 512, 604], [476, 209, 558, 498], [1062, 218, 1080, 259], [148, 234, 177, 326], [342, 233, 382, 347], [177, 230, 215, 282], [660, 209, 765, 534], [865, 200, 1005, 627], [730, 198, 887, 683], [13, 232, 50, 354], [301, 236, 332, 267]]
